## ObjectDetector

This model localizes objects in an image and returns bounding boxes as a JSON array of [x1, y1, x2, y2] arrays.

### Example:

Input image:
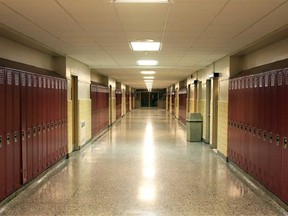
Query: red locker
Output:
[[251, 74, 259, 179], [64, 80, 68, 155], [0, 68, 6, 200], [54, 79, 59, 160], [260, 72, 270, 186], [37, 76, 43, 173], [60, 79, 64, 157], [26, 74, 33, 180], [46, 77, 52, 166], [32, 75, 38, 177], [12, 70, 21, 190], [50, 78, 56, 164], [257, 73, 266, 184], [281, 68, 288, 203], [20, 72, 28, 184], [42, 76, 48, 169], [267, 70, 282, 196], [5, 68, 14, 195], [248, 76, 254, 175], [243, 77, 249, 172]]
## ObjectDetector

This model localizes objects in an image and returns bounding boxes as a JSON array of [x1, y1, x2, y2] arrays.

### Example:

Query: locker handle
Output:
[[38, 126, 41, 134], [284, 137, 288, 149], [258, 130, 261, 140], [33, 127, 36, 136], [240, 125, 243, 130], [269, 132, 273, 144], [7, 133, 10, 145], [0, 135, 2, 147], [27, 129, 31, 138], [244, 126, 247, 133], [248, 127, 252, 133], [47, 123, 50, 131], [253, 128, 256, 136], [51, 123, 54, 130], [22, 130, 25, 141], [14, 132, 18, 143], [43, 125, 46, 132], [276, 135, 280, 146], [55, 122, 57, 129], [263, 131, 267, 141]]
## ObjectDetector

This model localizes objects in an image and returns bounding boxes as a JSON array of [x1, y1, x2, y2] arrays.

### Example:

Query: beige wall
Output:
[[242, 38, 288, 70], [66, 57, 91, 150], [0, 36, 54, 70]]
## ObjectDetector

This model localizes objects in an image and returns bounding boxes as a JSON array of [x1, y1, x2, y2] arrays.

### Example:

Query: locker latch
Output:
[[284, 137, 288, 149], [43, 125, 46, 132], [269, 132, 273, 144], [258, 130, 261, 140], [263, 131, 267, 141], [244, 126, 247, 133], [27, 129, 31, 138], [253, 128, 256, 136], [47, 123, 50, 132], [14, 132, 18, 143], [51, 123, 54, 130], [0, 135, 2, 147], [38, 126, 41, 134], [240, 125, 243, 130], [33, 127, 36, 136], [248, 127, 252, 133], [55, 122, 57, 129], [22, 130, 25, 141], [7, 133, 10, 145], [276, 135, 280, 146]]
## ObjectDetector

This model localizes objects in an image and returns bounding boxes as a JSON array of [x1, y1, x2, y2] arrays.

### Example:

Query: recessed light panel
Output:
[[115, 0, 168, 3], [140, 71, 156, 75], [137, 60, 158, 66], [143, 76, 154, 79], [131, 42, 160, 51]]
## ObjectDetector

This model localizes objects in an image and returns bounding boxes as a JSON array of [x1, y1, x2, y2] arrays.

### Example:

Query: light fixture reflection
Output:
[[138, 184, 155, 202]]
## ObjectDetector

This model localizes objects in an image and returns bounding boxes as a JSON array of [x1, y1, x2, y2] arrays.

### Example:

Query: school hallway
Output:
[[0, 109, 286, 216]]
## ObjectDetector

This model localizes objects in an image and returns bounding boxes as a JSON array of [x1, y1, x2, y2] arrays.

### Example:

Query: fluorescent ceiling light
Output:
[[114, 0, 169, 3], [131, 42, 160, 51], [140, 71, 156, 75], [137, 60, 158, 66], [143, 76, 154, 79]]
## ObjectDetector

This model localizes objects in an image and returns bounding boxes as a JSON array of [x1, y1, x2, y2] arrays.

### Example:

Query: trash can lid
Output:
[[186, 113, 203, 122]]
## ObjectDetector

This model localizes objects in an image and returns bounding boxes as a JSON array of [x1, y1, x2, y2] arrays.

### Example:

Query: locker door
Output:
[[248, 76, 254, 175], [37, 76, 43, 173], [257, 73, 265, 184], [5, 69, 14, 195], [243, 77, 249, 172], [42, 76, 47, 169], [12, 70, 21, 190], [64, 80, 68, 155], [46, 77, 52, 166], [20, 73, 27, 184], [268, 70, 282, 196], [252, 75, 259, 179], [281, 68, 288, 203], [26, 74, 33, 180], [54, 79, 59, 160], [50, 78, 55, 164], [228, 80, 232, 159], [32, 75, 38, 177], [0, 68, 6, 201], [260, 72, 270, 186]]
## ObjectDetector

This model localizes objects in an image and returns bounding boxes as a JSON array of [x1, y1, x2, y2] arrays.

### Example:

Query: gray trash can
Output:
[[186, 113, 203, 142]]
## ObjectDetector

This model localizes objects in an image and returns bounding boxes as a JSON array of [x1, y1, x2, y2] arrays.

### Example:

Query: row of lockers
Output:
[[228, 68, 288, 204], [179, 88, 187, 125], [116, 89, 122, 120], [91, 84, 109, 137], [126, 93, 130, 112], [0, 67, 67, 202]]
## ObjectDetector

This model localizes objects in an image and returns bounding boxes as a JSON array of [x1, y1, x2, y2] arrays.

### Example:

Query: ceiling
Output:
[[0, 0, 288, 89]]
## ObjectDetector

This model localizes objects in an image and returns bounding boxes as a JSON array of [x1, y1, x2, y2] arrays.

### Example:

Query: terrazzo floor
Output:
[[1, 109, 287, 216]]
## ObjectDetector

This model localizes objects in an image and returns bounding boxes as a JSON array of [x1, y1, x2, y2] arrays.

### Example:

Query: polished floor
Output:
[[1, 109, 287, 216]]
